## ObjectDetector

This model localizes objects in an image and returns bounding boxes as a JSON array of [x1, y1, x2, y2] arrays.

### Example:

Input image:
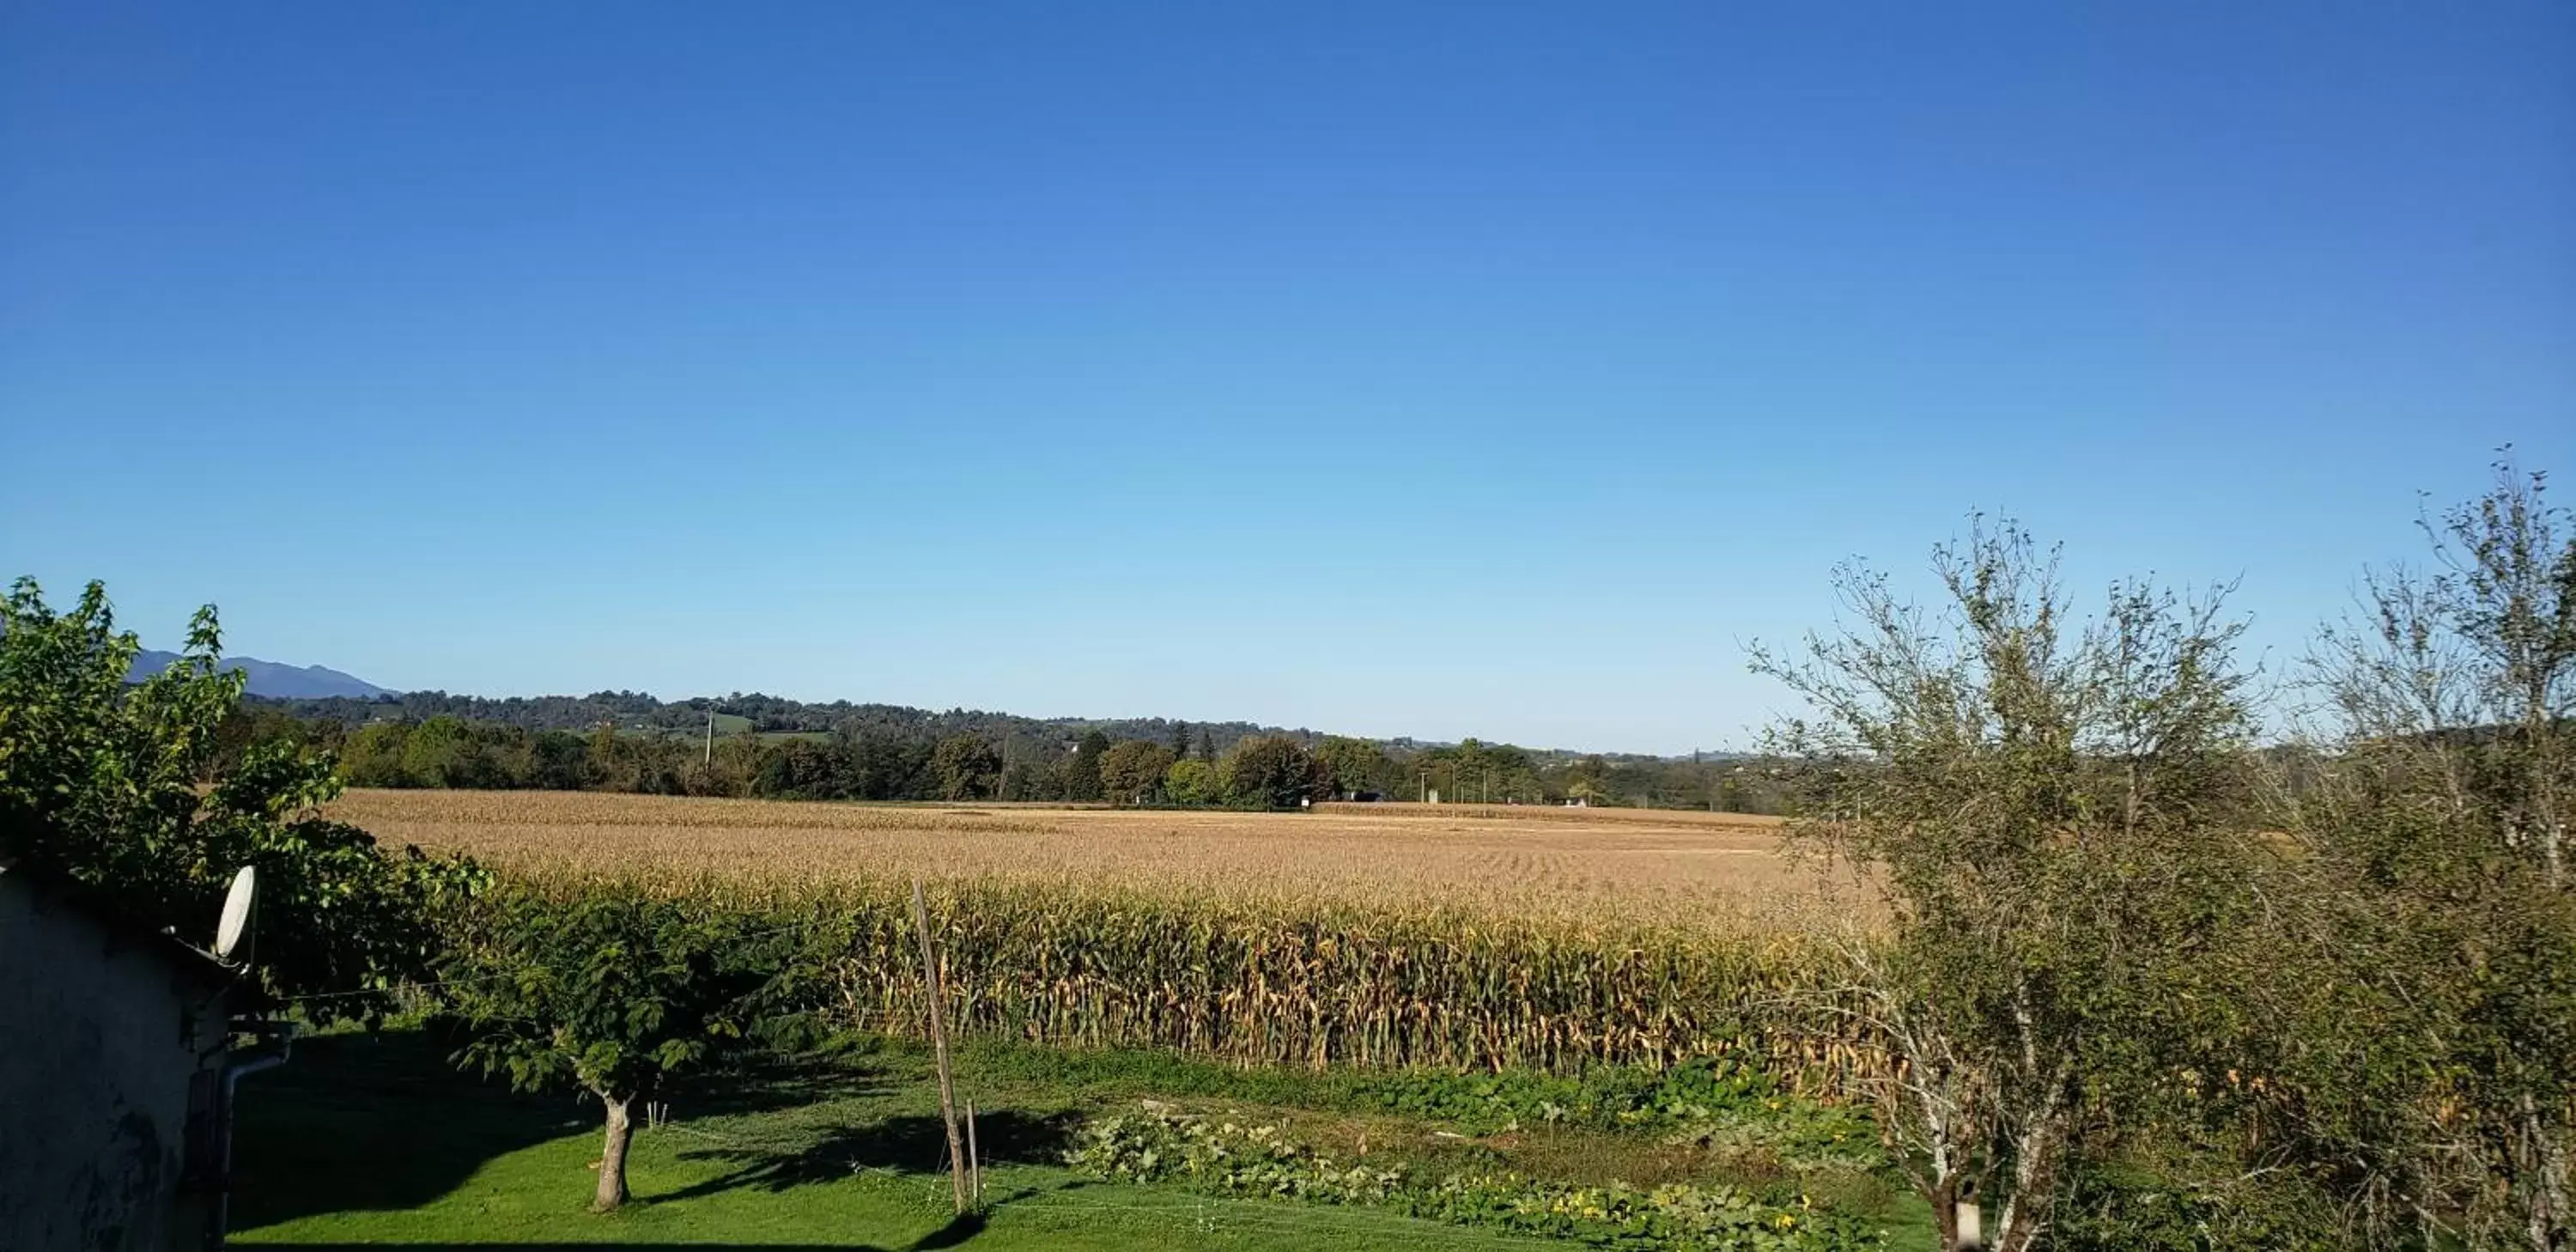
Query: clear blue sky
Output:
[[3, 3, 2569, 753]]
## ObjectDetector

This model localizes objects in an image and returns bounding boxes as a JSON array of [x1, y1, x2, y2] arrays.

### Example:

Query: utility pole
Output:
[[704, 709, 715, 768]]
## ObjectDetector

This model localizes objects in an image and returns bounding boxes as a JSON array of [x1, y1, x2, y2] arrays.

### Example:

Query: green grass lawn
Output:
[[230, 1030, 1930, 1250], [231, 1031, 1580, 1251]]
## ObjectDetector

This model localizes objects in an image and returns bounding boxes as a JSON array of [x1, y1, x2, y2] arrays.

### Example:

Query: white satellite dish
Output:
[[214, 866, 258, 967]]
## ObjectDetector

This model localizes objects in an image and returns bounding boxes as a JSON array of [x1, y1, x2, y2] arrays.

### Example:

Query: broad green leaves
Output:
[[0, 577, 483, 1019], [442, 884, 765, 1104]]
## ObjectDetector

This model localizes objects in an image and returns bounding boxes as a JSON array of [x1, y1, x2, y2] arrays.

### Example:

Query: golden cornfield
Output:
[[338, 789, 1880, 1084], [329, 789, 1851, 929]]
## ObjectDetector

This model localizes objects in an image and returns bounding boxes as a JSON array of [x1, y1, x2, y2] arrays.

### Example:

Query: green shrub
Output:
[[1066, 1103, 1891, 1250]]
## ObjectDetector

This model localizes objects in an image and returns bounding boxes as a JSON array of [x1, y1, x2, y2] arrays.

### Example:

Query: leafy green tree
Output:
[[402, 715, 484, 787], [0, 578, 483, 1017], [931, 734, 1001, 800], [582, 724, 626, 789], [1163, 757, 1218, 805], [443, 885, 764, 1212], [339, 720, 414, 787], [999, 756, 1054, 802], [1167, 720, 1191, 761], [1061, 730, 1112, 802], [1494, 766, 1548, 805], [1097, 739, 1177, 805], [210, 706, 334, 777], [1219, 734, 1324, 809], [1752, 524, 2264, 1252], [1715, 772, 1752, 813], [752, 738, 854, 799], [528, 730, 591, 790], [1314, 736, 1391, 798], [692, 727, 763, 798], [1452, 738, 1488, 787], [2279, 458, 2576, 1249], [846, 731, 932, 800], [1562, 756, 1613, 805]]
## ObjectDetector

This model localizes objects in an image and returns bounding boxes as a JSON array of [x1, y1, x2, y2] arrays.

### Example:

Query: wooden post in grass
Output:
[[966, 1100, 982, 1208], [911, 878, 970, 1215]]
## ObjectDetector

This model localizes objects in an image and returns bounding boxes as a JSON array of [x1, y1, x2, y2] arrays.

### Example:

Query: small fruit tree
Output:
[[443, 885, 766, 1211]]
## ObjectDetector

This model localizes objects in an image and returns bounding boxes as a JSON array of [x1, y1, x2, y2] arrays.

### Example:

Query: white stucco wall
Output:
[[0, 868, 228, 1252]]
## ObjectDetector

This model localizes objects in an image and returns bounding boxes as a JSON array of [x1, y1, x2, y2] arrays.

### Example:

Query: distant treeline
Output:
[[219, 704, 1789, 811], [246, 689, 1289, 751]]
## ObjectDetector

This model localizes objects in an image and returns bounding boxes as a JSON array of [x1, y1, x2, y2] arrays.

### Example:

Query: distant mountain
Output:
[[130, 651, 389, 699]]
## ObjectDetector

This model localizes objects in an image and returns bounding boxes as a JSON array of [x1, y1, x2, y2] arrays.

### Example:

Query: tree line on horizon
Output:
[[209, 702, 1795, 812], [247, 688, 1289, 754], [236, 688, 1779, 808]]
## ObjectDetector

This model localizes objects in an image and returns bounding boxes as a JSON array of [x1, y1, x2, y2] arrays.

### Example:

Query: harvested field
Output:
[[328, 790, 1853, 929]]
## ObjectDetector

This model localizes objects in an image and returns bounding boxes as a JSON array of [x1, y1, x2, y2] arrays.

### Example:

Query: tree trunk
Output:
[[2522, 1093, 2569, 1252], [1993, 1108, 2064, 1252], [1933, 1178, 1961, 1249], [594, 1095, 634, 1212]]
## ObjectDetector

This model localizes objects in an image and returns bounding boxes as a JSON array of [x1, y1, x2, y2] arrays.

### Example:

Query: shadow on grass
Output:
[[907, 1211, 988, 1249], [252, 1211, 1011, 1251], [228, 1029, 884, 1230], [664, 1109, 1078, 1201]]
